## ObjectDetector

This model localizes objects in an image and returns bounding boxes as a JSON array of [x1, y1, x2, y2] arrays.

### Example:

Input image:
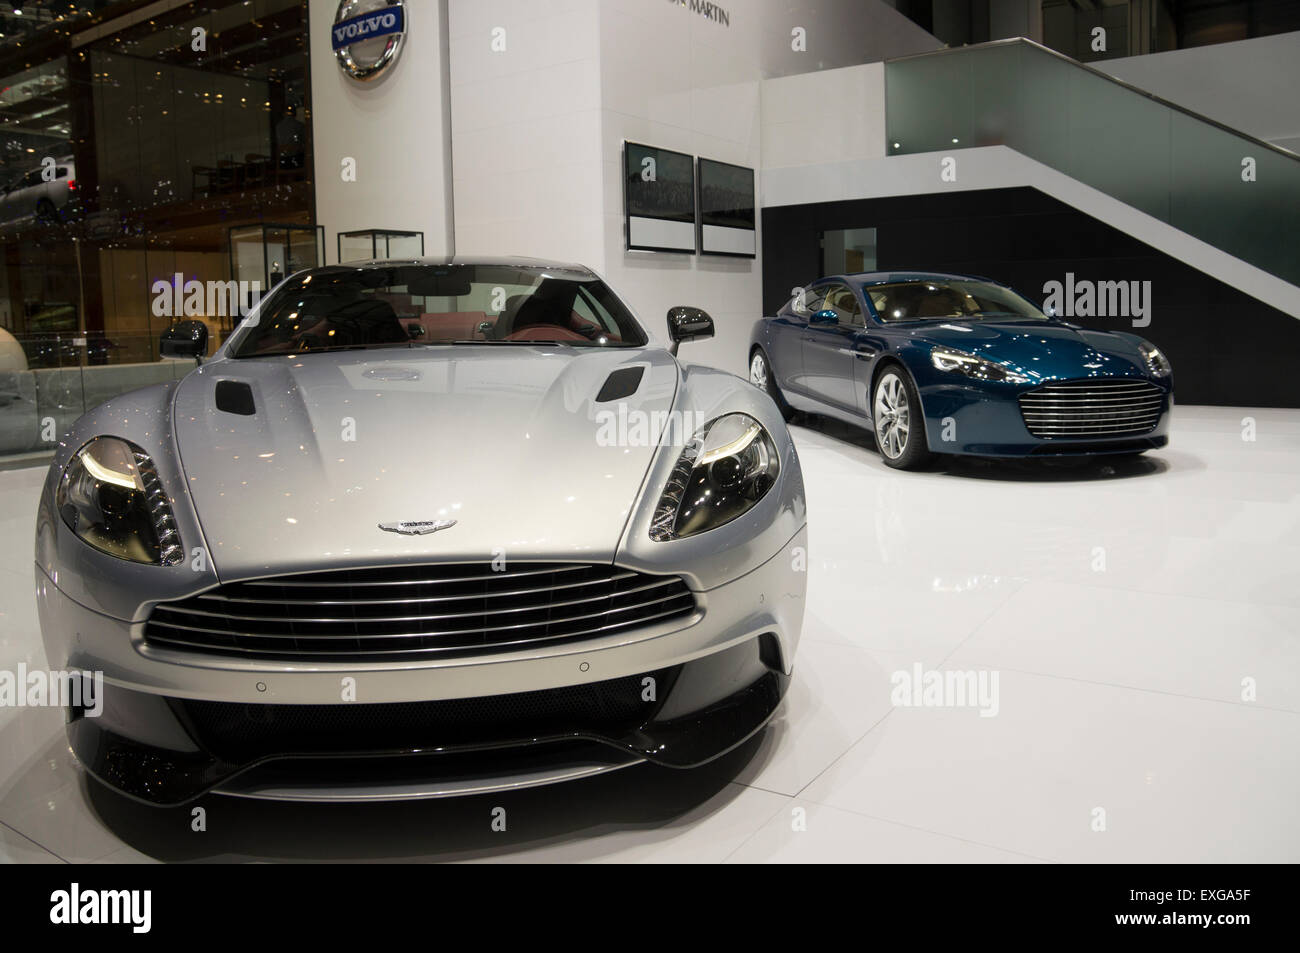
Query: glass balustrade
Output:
[[885, 38, 1300, 287]]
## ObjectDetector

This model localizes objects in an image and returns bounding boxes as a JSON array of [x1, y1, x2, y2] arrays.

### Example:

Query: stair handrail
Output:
[[884, 35, 1299, 162]]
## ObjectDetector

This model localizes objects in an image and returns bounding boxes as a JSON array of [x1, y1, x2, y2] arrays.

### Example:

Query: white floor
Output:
[[1, 405, 1297, 863]]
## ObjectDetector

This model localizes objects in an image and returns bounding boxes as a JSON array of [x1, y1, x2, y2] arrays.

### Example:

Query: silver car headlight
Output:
[[931, 346, 1030, 384], [1139, 341, 1171, 377], [56, 436, 183, 566], [650, 413, 780, 541]]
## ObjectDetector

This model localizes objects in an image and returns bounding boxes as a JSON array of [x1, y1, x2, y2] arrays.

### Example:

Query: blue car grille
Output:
[[144, 562, 697, 661], [1018, 378, 1164, 438]]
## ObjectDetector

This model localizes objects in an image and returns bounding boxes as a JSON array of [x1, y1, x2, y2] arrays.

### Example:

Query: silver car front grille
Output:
[[144, 562, 697, 661], [1018, 378, 1164, 438]]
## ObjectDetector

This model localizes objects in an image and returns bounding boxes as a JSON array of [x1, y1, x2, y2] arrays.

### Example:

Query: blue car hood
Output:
[[908, 319, 1147, 383]]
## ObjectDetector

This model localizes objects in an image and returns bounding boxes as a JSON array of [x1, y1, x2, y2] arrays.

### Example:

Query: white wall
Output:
[[758, 0, 940, 78], [309, 0, 455, 261], [441, 0, 942, 375], [761, 62, 886, 172], [446, 0, 604, 268], [591, 0, 938, 373], [594, 0, 765, 371]]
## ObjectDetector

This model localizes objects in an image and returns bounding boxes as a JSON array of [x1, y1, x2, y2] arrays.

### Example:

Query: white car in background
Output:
[[0, 326, 37, 456], [0, 327, 25, 375], [0, 157, 78, 225], [0, 325, 28, 399]]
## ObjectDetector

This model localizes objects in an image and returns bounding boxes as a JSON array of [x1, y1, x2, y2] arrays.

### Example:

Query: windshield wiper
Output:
[[964, 312, 1046, 320], [234, 341, 414, 359], [443, 339, 572, 346]]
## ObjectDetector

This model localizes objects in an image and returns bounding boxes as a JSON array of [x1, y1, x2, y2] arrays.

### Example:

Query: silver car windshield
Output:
[[232, 264, 648, 357], [866, 280, 1048, 324]]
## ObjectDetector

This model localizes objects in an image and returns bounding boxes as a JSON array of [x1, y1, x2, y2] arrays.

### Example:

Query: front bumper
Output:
[[919, 380, 1173, 457], [37, 527, 807, 806]]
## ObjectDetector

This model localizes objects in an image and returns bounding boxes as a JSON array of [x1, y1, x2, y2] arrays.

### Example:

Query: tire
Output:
[[873, 366, 933, 470], [35, 198, 58, 224], [750, 347, 795, 421]]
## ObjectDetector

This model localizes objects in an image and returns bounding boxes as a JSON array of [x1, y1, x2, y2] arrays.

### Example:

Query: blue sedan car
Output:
[[749, 272, 1172, 469]]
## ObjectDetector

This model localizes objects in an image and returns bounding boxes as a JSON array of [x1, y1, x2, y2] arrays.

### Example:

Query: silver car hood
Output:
[[172, 346, 679, 580]]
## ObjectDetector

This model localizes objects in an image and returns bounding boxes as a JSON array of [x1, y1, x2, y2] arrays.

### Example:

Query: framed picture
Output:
[[697, 157, 755, 258], [623, 141, 697, 253]]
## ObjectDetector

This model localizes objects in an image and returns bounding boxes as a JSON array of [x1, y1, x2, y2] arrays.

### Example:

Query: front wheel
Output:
[[750, 347, 794, 421], [35, 197, 58, 224], [873, 367, 933, 470]]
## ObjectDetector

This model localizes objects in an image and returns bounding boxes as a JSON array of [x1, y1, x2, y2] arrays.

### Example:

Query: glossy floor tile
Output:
[[0, 404, 1296, 862], [725, 801, 1042, 864], [0, 821, 64, 864], [797, 668, 1300, 863]]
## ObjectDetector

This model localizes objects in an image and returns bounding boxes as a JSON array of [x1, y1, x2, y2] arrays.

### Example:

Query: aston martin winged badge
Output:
[[378, 519, 457, 536]]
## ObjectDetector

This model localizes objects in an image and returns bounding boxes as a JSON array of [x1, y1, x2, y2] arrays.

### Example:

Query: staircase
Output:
[[883, 38, 1300, 310]]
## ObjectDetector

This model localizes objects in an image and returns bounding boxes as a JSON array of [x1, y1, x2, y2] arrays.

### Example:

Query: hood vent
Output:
[[215, 380, 256, 416], [595, 366, 644, 403]]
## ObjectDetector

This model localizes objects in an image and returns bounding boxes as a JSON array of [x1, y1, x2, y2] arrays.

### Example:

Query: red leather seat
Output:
[[506, 323, 588, 342]]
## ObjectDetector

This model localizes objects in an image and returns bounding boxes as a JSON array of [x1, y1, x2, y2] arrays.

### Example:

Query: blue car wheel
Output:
[[750, 347, 794, 421], [873, 367, 933, 470]]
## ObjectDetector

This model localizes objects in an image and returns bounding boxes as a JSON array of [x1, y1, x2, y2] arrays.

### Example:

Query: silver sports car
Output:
[[35, 258, 807, 805]]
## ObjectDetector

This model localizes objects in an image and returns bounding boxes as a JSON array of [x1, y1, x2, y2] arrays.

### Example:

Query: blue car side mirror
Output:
[[811, 309, 839, 324]]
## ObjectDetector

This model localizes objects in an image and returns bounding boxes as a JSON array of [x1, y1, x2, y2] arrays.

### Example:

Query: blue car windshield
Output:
[[866, 280, 1047, 324]]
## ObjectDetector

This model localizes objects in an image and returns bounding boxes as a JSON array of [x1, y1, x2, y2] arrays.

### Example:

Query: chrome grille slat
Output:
[[193, 570, 643, 606], [149, 590, 693, 642], [1022, 399, 1162, 406], [1029, 425, 1158, 434], [155, 578, 686, 626], [1020, 397, 1163, 406], [1024, 421, 1159, 426], [1021, 404, 1162, 412], [144, 562, 698, 661], [1028, 414, 1161, 421], [1024, 413, 1159, 421], [1023, 415, 1161, 422], [239, 564, 595, 588], [1018, 378, 1164, 439], [1032, 422, 1158, 426], [1021, 386, 1155, 396], [147, 603, 698, 659]]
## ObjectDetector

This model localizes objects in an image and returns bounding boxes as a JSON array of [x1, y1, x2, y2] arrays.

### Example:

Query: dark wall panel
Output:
[[761, 187, 1299, 407]]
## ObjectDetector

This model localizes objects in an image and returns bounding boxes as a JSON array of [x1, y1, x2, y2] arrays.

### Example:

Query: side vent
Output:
[[595, 366, 645, 403], [215, 380, 256, 416]]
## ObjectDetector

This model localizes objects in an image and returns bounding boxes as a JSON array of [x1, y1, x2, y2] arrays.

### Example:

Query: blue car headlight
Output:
[[56, 436, 183, 566], [650, 413, 779, 541], [1139, 341, 1171, 377], [930, 346, 1030, 384]]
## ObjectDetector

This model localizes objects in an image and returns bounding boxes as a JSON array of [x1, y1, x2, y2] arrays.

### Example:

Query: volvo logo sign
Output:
[[332, 0, 406, 82]]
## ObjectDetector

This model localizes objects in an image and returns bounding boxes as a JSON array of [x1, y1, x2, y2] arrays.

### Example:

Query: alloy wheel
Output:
[[750, 352, 768, 390], [874, 372, 910, 459]]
